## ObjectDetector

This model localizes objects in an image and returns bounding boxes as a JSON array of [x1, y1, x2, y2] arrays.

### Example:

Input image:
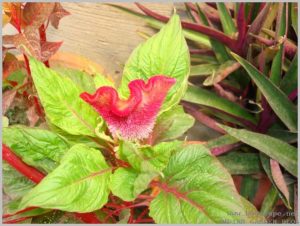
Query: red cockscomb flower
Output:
[[80, 75, 176, 140]]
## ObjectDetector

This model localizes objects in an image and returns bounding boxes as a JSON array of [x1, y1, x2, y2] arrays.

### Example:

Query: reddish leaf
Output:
[[203, 61, 241, 86], [243, 4, 271, 52], [2, 89, 17, 114], [80, 75, 176, 140], [213, 83, 238, 103], [211, 143, 240, 156], [3, 3, 22, 31], [270, 159, 290, 204], [236, 3, 247, 49], [2, 35, 15, 45], [49, 3, 70, 29], [182, 102, 226, 134], [26, 105, 39, 127], [187, 2, 221, 24], [3, 53, 21, 80], [23, 2, 55, 29], [10, 29, 41, 59], [40, 41, 63, 62]]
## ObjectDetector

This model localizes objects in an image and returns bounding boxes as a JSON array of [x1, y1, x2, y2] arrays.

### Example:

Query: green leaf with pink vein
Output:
[[19, 144, 111, 212], [149, 144, 265, 223]]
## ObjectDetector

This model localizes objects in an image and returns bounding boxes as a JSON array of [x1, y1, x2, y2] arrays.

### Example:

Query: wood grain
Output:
[[46, 3, 176, 82]]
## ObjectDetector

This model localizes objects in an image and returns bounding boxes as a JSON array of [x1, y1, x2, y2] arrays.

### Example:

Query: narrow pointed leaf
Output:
[[280, 54, 297, 95], [203, 61, 240, 86], [190, 64, 218, 76], [19, 144, 111, 212], [218, 152, 262, 175], [260, 186, 279, 216], [183, 85, 257, 124], [260, 153, 291, 207], [220, 124, 297, 177], [232, 53, 297, 131], [196, 3, 231, 62], [270, 3, 286, 85], [270, 159, 290, 202], [217, 3, 237, 35]]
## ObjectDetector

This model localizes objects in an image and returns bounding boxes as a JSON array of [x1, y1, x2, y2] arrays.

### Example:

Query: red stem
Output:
[[23, 54, 31, 77], [38, 24, 50, 67], [2, 144, 45, 183]]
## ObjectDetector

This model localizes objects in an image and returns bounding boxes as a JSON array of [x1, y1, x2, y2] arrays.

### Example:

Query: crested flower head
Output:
[[80, 75, 176, 140]]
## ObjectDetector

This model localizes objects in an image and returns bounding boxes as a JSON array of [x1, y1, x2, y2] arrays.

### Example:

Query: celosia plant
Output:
[[2, 2, 297, 224]]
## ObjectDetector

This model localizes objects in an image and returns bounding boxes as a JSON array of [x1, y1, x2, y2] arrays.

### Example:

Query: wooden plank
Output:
[[46, 3, 176, 82]]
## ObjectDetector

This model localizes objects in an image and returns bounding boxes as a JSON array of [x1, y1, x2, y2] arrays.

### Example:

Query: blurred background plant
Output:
[[111, 2, 298, 223], [2, 2, 298, 224], [2, 2, 70, 126]]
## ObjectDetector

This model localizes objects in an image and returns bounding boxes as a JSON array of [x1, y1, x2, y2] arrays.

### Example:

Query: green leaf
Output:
[[205, 134, 238, 150], [196, 3, 231, 63], [120, 14, 190, 113], [280, 54, 297, 95], [231, 53, 297, 131], [3, 125, 70, 173], [270, 45, 283, 86], [270, 3, 286, 86], [111, 141, 182, 201], [110, 167, 139, 201], [260, 185, 279, 216], [110, 167, 155, 201], [267, 128, 297, 143], [220, 124, 297, 177], [47, 122, 103, 149], [190, 64, 219, 76], [152, 105, 195, 143], [93, 73, 115, 88], [203, 60, 240, 86], [291, 3, 298, 35], [240, 196, 266, 223], [19, 144, 111, 212], [6, 69, 26, 85], [54, 67, 96, 93], [240, 175, 259, 202], [149, 144, 263, 223], [118, 141, 182, 172], [29, 58, 101, 137], [183, 85, 257, 124], [4, 199, 50, 220], [218, 152, 262, 175], [217, 3, 237, 35], [3, 162, 35, 200]]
